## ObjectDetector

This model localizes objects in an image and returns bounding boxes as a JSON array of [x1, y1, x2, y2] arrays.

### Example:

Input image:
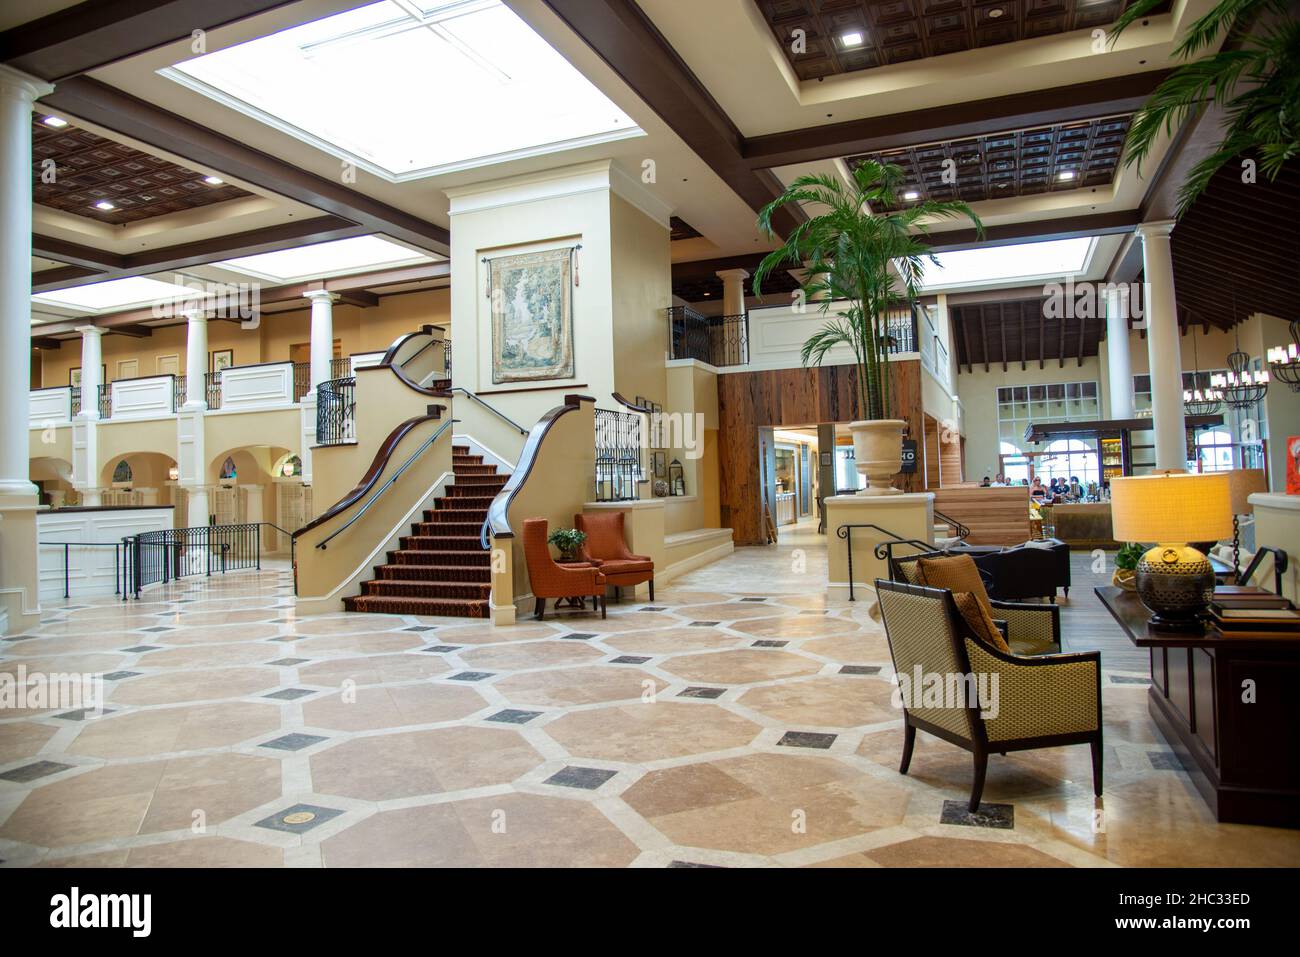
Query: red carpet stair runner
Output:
[[342, 444, 505, 618]]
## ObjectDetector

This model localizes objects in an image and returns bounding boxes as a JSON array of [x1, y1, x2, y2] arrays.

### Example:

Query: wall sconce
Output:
[[168, 466, 179, 481], [283, 461, 296, 477]]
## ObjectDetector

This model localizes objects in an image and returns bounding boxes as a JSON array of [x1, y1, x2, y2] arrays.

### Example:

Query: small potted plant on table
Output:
[[548, 527, 587, 562]]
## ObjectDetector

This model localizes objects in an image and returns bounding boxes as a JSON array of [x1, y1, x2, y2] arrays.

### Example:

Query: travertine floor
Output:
[[2, 522, 1297, 868]]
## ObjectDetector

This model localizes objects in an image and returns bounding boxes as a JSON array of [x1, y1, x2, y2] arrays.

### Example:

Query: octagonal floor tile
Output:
[[674, 602, 797, 622], [732, 614, 863, 640], [297, 653, 452, 686], [494, 665, 666, 708], [660, 649, 822, 685], [292, 632, 425, 656], [138, 643, 280, 669], [321, 792, 637, 867], [310, 725, 541, 801], [288, 615, 404, 636], [430, 623, 559, 644], [597, 611, 683, 633], [302, 683, 486, 732], [802, 633, 891, 662], [0, 721, 58, 765], [623, 752, 911, 855], [146, 622, 282, 644], [546, 701, 759, 763], [108, 667, 279, 706], [460, 639, 604, 672], [603, 626, 741, 656], [739, 675, 899, 729], [67, 700, 283, 758], [815, 836, 1070, 868]]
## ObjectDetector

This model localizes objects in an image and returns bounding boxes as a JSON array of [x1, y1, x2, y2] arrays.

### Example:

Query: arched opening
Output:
[[111, 459, 133, 486], [998, 441, 1030, 484], [1195, 428, 1234, 473], [1039, 438, 1100, 488]]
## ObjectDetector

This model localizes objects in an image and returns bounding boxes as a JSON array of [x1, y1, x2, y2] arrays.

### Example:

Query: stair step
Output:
[[413, 522, 483, 537], [375, 564, 492, 582], [343, 595, 489, 617], [452, 473, 508, 485], [433, 496, 496, 512], [453, 464, 497, 476], [362, 579, 492, 600], [388, 549, 491, 566], [398, 535, 486, 551], [421, 508, 488, 522]]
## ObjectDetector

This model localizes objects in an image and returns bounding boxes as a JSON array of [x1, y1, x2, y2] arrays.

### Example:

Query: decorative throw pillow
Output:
[[916, 554, 994, 617], [951, 591, 1012, 654]]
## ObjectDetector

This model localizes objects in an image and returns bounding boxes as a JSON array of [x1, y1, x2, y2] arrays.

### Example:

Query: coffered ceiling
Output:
[[754, 0, 1171, 81]]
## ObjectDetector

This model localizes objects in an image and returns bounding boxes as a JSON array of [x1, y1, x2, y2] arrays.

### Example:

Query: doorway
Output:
[[767, 427, 821, 536]]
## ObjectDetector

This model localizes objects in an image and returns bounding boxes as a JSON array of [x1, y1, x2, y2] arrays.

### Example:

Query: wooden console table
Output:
[[1096, 586, 1300, 827]]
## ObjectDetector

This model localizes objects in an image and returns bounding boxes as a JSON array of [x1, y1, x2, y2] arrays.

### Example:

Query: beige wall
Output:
[[611, 195, 671, 411]]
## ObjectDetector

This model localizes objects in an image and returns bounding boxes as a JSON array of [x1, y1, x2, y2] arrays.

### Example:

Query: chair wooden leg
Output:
[[534, 598, 546, 621], [899, 721, 916, 775], [1090, 737, 1103, 796], [600, 593, 607, 619], [648, 578, 654, 601], [969, 749, 988, 812]]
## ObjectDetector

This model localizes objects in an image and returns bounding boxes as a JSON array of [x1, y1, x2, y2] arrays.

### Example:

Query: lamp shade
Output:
[[1110, 472, 1233, 543], [1226, 468, 1267, 514]]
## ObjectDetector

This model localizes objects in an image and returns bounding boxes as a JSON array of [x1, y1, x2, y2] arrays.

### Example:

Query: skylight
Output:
[[916, 237, 1095, 290], [217, 236, 433, 282], [163, 0, 641, 180], [32, 276, 199, 313]]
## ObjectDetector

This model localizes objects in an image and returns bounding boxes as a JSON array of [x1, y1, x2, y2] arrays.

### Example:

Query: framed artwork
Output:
[[652, 450, 667, 478], [210, 349, 234, 373], [69, 365, 105, 388], [1287, 436, 1300, 495], [489, 247, 574, 383]]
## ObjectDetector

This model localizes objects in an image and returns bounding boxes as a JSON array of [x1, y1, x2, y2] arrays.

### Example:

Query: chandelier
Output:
[[1183, 327, 1223, 416], [1267, 319, 1300, 392], [1211, 349, 1270, 409]]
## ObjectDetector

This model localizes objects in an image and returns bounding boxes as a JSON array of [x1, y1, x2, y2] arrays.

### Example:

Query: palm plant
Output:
[[753, 160, 982, 420], [1110, 0, 1299, 216]]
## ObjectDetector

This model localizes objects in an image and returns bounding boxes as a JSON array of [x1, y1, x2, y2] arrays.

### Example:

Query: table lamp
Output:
[[1110, 472, 1233, 630], [1226, 468, 1267, 576]]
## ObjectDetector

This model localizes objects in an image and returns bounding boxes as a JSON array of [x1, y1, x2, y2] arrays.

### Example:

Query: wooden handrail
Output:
[[374, 324, 449, 398], [482, 394, 594, 545], [293, 405, 444, 540], [611, 391, 650, 413]]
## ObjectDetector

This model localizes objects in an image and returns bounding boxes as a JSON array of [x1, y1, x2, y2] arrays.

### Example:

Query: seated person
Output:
[[979, 476, 991, 487], [1029, 477, 1048, 501]]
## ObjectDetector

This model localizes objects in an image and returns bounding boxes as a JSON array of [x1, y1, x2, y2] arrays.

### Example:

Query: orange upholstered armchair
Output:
[[522, 518, 606, 620], [574, 511, 655, 601]]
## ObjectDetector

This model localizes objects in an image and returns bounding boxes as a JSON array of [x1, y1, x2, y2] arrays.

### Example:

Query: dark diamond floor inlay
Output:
[[562, 632, 596, 640], [639, 607, 666, 612], [403, 625, 437, 632], [263, 688, 315, 701], [668, 860, 725, 868], [266, 658, 310, 667], [254, 803, 343, 834], [940, 800, 1015, 829], [53, 707, 115, 721], [777, 730, 837, 750], [678, 686, 726, 699], [840, 664, 882, 675], [610, 655, 650, 664], [448, 671, 493, 682], [486, 709, 543, 724], [544, 766, 617, 790], [119, 645, 161, 653], [0, 761, 73, 783], [101, 671, 140, 681], [421, 645, 462, 653], [690, 621, 719, 627], [259, 733, 327, 751], [142, 626, 173, 632], [739, 597, 767, 602], [752, 640, 787, 648], [1111, 675, 1151, 685]]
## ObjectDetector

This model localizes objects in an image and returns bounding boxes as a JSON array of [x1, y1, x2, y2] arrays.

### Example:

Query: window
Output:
[[111, 460, 133, 484], [999, 441, 1030, 484], [1133, 371, 1225, 415], [219, 456, 237, 480], [1196, 429, 1234, 473], [1039, 438, 1100, 487], [917, 237, 1095, 290], [996, 380, 1098, 445]]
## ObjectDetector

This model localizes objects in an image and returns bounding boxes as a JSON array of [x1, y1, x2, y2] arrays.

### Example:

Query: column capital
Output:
[[0, 64, 54, 102], [182, 307, 207, 322], [74, 324, 104, 337], [715, 268, 750, 281], [303, 289, 340, 304], [1135, 220, 1176, 241]]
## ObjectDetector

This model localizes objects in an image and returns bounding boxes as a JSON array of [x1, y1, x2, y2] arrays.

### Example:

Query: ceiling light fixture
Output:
[[94, 200, 116, 211], [903, 190, 920, 201], [1212, 295, 1270, 409], [1057, 170, 1076, 181], [1266, 320, 1300, 391], [202, 176, 224, 185], [841, 31, 864, 47], [42, 116, 68, 128], [988, 7, 1005, 18]]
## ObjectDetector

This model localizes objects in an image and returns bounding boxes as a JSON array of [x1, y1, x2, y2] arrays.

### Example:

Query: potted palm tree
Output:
[[753, 160, 982, 494]]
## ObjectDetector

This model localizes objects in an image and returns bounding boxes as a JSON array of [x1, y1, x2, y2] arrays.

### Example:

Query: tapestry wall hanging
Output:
[[486, 245, 576, 384]]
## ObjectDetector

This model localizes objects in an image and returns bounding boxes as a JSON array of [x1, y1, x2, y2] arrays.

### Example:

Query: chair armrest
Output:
[[963, 639, 1101, 743], [990, 600, 1061, 651]]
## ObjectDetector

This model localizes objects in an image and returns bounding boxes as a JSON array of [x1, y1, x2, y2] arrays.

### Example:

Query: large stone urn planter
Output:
[[849, 419, 906, 495]]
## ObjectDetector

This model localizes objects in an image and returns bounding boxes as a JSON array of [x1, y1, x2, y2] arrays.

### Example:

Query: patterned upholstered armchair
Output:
[[875, 579, 1103, 811], [522, 518, 607, 621], [888, 549, 1062, 656]]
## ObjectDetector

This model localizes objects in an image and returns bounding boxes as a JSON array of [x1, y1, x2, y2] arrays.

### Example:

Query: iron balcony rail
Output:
[[97, 383, 111, 419], [316, 376, 357, 446], [595, 407, 642, 502], [666, 306, 749, 366], [331, 356, 352, 379], [39, 540, 129, 599], [70, 386, 81, 416], [293, 361, 311, 401], [835, 524, 935, 601], [122, 522, 266, 599], [316, 418, 458, 550], [173, 375, 186, 411], [443, 340, 452, 377], [205, 371, 223, 410]]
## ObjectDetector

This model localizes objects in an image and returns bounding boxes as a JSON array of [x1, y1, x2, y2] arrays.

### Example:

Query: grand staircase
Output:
[[342, 444, 506, 618]]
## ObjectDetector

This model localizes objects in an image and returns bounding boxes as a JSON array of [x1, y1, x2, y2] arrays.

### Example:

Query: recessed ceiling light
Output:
[[988, 7, 1005, 18], [1057, 170, 1076, 181], [841, 31, 864, 47], [94, 200, 116, 211], [903, 190, 920, 201], [202, 175, 224, 185], [42, 116, 68, 128]]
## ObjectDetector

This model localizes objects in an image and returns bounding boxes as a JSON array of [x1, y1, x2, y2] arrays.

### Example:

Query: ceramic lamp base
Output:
[[1135, 543, 1215, 631]]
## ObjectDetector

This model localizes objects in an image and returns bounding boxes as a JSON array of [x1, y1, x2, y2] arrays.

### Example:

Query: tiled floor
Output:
[[2, 522, 1297, 867]]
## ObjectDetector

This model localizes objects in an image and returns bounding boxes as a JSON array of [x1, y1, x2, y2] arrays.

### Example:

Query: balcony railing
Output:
[[293, 362, 311, 401], [316, 376, 356, 446], [443, 340, 452, 378], [70, 386, 81, 416], [331, 356, 351, 379], [594, 407, 642, 502], [173, 375, 187, 411], [204, 371, 223, 410], [97, 383, 111, 419], [667, 306, 749, 366]]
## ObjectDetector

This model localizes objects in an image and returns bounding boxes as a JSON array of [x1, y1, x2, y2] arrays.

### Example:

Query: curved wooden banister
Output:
[[611, 391, 650, 413], [373, 324, 449, 398], [380, 324, 437, 367], [293, 407, 444, 540], [482, 394, 595, 545]]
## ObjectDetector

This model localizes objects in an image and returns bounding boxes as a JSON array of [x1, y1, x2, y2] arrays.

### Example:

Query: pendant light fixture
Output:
[[1182, 321, 1223, 416], [1210, 292, 1269, 410], [1267, 319, 1300, 391]]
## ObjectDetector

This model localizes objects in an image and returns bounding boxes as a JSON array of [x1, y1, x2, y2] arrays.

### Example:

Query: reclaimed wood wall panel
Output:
[[718, 360, 923, 545], [932, 485, 1030, 545]]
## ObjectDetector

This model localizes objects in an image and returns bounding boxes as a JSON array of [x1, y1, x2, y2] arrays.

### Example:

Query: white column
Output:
[[305, 290, 339, 389], [183, 308, 208, 409], [1136, 221, 1186, 471], [187, 485, 210, 528], [715, 268, 748, 316], [76, 325, 104, 420], [1104, 286, 1134, 420]]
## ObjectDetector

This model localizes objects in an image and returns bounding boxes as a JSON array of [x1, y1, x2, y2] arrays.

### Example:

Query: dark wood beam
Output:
[[33, 216, 369, 292], [32, 264, 103, 288], [742, 71, 1171, 169], [927, 210, 1140, 252], [0, 0, 298, 82], [958, 315, 973, 374], [32, 235, 125, 271], [1039, 312, 1045, 370], [1019, 308, 1027, 371], [1059, 313, 1067, 368], [978, 310, 989, 373], [998, 303, 1007, 372], [539, 0, 803, 238], [334, 290, 380, 308], [31, 337, 61, 350], [110, 324, 151, 338], [42, 77, 450, 256], [1078, 315, 1087, 367]]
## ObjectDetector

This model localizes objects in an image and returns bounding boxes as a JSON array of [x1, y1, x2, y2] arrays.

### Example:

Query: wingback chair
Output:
[[875, 578, 1102, 811], [522, 518, 606, 620], [574, 511, 655, 601], [889, 549, 1062, 656]]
